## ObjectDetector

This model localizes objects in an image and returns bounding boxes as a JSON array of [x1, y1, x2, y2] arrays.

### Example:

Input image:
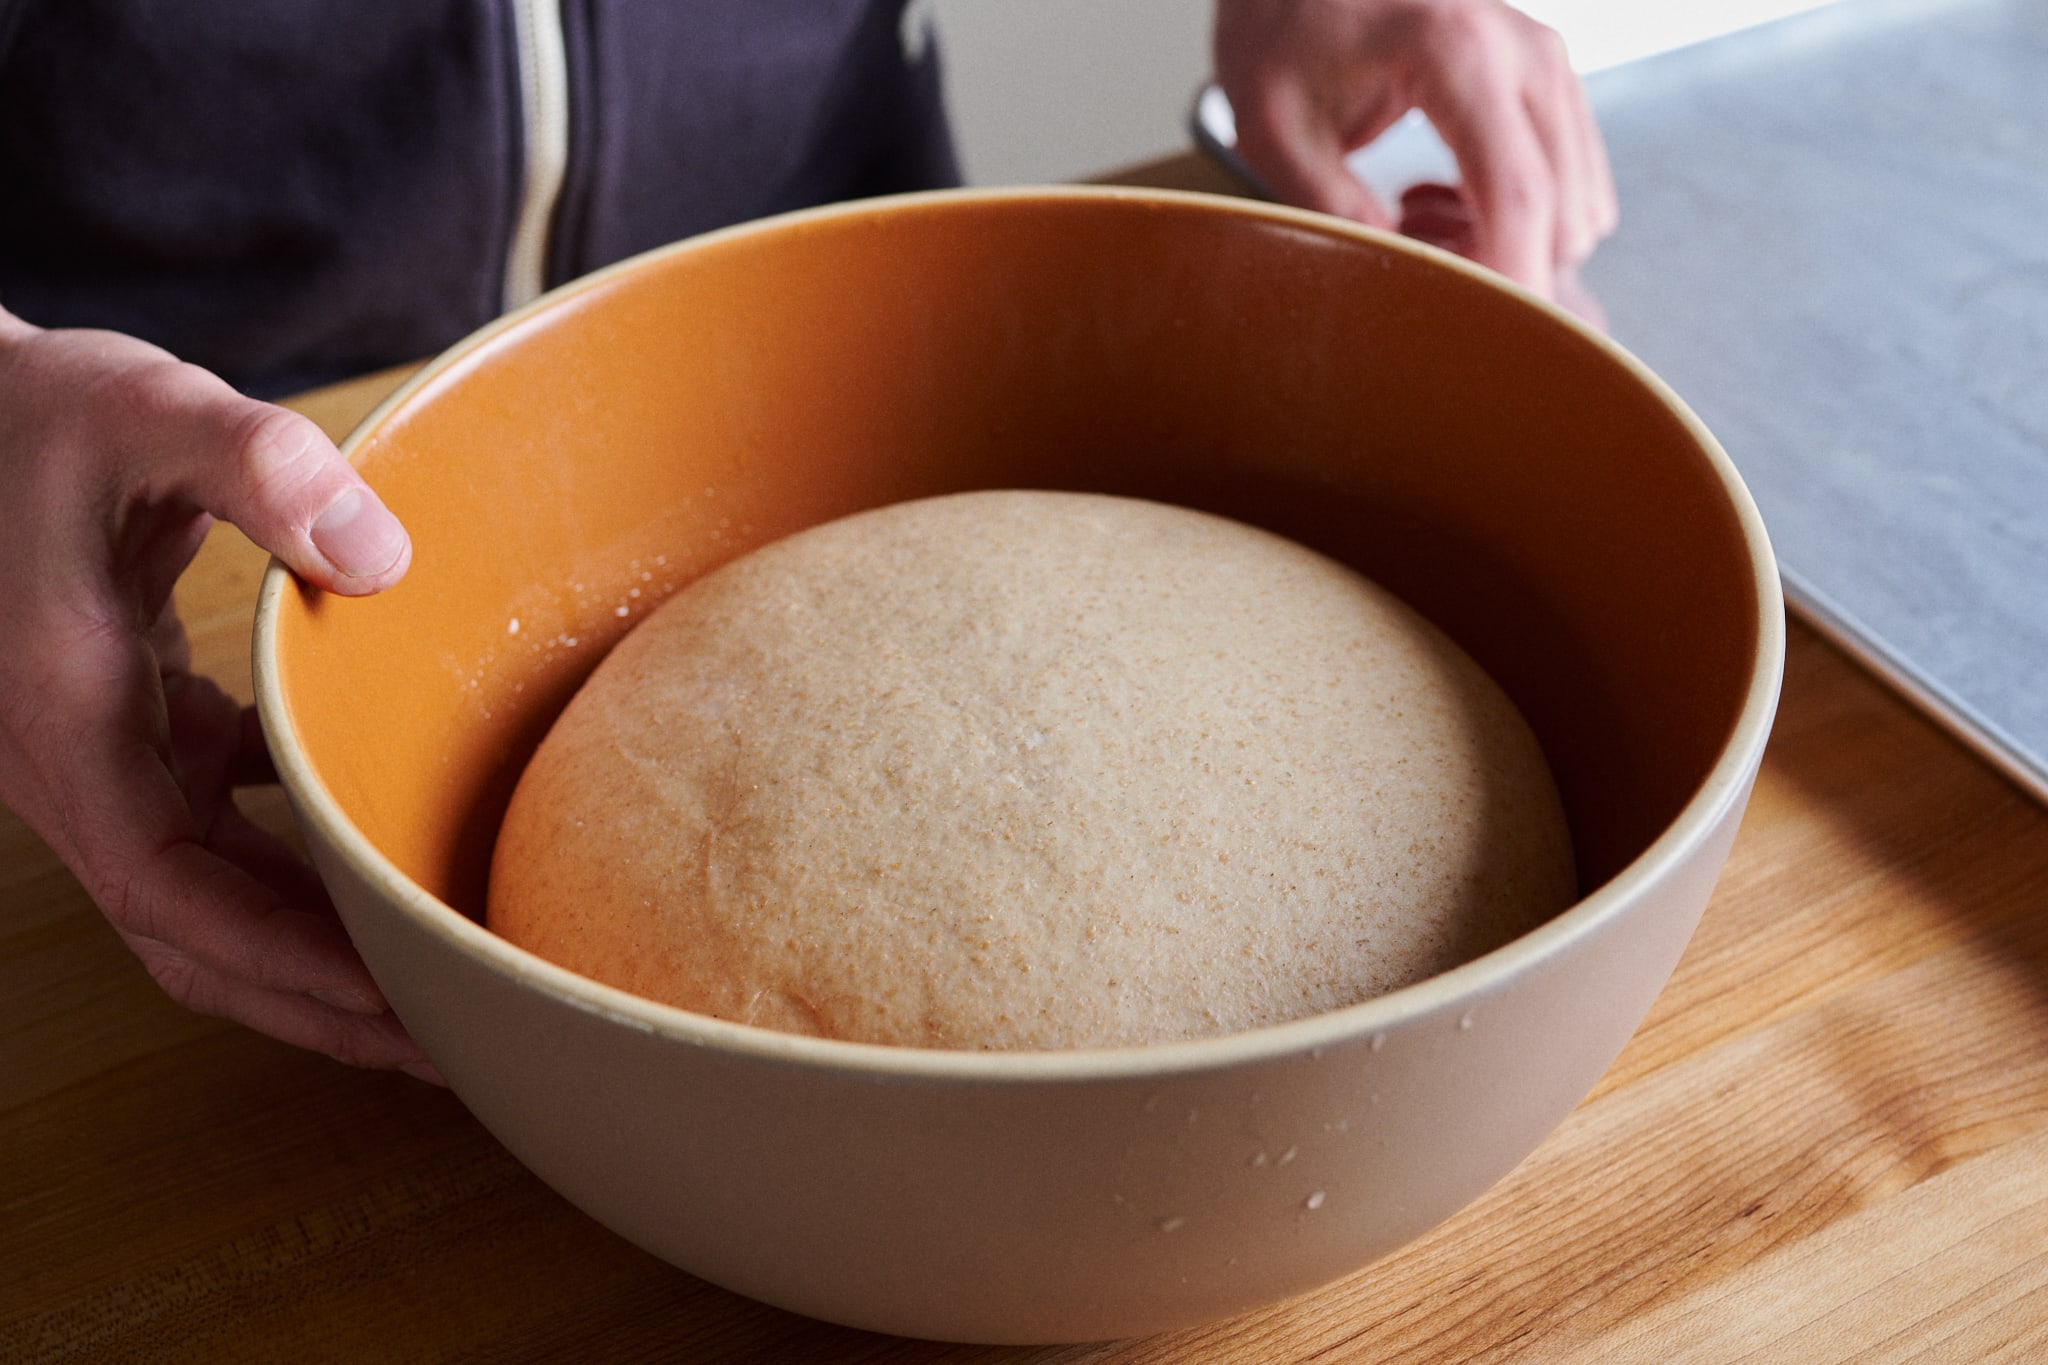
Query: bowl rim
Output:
[[253, 184, 1785, 1083]]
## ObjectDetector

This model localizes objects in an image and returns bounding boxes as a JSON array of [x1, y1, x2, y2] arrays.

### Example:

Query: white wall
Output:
[[928, 0, 1213, 186], [926, 0, 1855, 187]]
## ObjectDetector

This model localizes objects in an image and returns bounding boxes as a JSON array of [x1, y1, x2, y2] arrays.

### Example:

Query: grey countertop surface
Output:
[[1580, 0, 2048, 800]]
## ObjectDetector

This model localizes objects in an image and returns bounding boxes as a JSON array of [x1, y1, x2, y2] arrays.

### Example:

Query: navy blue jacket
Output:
[[0, 1, 955, 395]]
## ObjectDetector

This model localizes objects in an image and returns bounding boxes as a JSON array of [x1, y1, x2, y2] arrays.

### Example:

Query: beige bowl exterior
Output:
[[254, 188, 1782, 1343]]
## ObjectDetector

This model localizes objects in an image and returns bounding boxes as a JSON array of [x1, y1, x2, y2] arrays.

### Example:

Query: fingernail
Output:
[[401, 1060, 449, 1087], [312, 986, 388, 1015], [311, 486, 408, 580]]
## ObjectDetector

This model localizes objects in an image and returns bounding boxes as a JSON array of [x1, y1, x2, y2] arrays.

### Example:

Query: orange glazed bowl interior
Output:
[[254, 187, 1782, 1344]]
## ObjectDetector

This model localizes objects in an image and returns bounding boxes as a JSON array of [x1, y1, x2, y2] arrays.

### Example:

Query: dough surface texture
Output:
[[488, 490, 1575, 1050]]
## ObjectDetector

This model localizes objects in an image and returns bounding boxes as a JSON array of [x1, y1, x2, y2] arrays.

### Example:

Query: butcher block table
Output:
[[9, 162, 2048, 1362]]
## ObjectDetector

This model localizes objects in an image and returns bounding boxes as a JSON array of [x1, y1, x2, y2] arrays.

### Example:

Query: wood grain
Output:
[[7, 167, 2048, 1362]]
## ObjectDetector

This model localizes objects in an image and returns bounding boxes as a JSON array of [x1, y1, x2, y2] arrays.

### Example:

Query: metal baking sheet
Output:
[[1579, 0, 2048, 803]]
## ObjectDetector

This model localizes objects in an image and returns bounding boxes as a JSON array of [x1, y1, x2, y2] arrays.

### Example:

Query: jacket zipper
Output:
[[503, 0, 571, 312]]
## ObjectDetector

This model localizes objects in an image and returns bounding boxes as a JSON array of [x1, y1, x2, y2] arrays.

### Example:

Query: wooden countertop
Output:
[[9, 166, 2048, 1362]]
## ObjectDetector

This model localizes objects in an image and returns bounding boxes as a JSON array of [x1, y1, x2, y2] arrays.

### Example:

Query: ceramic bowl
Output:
[[254, 187, 1782, 1344]]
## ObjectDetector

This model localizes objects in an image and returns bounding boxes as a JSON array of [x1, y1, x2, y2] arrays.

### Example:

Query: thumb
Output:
[[1230, 83, 1397, 231], [141, 366, 412, 596]]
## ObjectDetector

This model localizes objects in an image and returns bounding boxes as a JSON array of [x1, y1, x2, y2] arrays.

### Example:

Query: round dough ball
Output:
[[487, 490, 1574, 1050]]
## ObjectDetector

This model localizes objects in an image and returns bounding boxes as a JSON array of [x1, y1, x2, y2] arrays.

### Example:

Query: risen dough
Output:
[[487, 490, 1574, 1050]]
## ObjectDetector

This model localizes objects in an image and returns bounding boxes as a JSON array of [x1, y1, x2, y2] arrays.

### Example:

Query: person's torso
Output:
[[0, 0, 952, 394]]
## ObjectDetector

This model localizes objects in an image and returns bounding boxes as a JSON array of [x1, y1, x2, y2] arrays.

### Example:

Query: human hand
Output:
[[1214, 0, 1617, 299], [0, 308, 437, 1078]]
